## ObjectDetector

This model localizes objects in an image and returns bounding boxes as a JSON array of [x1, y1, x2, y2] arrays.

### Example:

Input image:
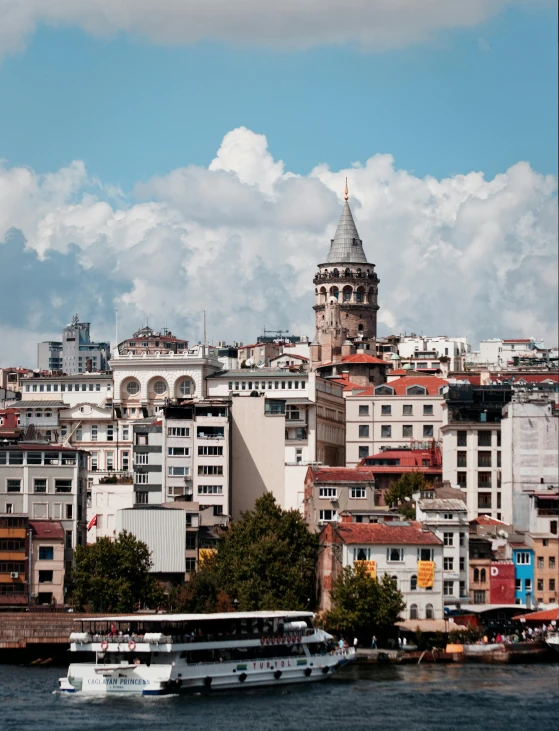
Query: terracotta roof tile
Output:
[[329, 521, 442, 546], [30, 520, 65, 539], [310, 467, 375, 483]]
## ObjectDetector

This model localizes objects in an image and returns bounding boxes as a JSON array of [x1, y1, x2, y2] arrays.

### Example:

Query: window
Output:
[[423, 425, 434, 438], [185, 533, 197, 550], [480, 568, 487, 583], [265, 400, 285, 415], [185, 558, 196, 572], [478, 472, 492, 488], [425, 604, 434, 619], [478, 431, 492, 447], [38, 546, 54, 560], [457, 451, 467, 468], [353, 548, 371, 561], [55, 480, 72, 493], [136, 453, 148, 465], [358, 425, 369, 438], [27, 452, 42, 465], [444, 580, 454, 596], [153, 380, 167, 395], [402, 425, 413, 438], [319, 510, 338, 523], [319, 487, 337, 498], [91, 425, 98, 441], [423, 405, 434, 416], [107, 425, 114, 442], [34, 479, 47, 493], [38, 570, 53, 583], [550, 579, 556, 591], [350, 487, 366, 499], [457, 431, 467, 447], [537, 579, 544, 592], [478, 493, 492, 509], [122, 426, 129, 441], [135, 473, 148, 484], [478, 452, 492, 467], [106, 452, 114, 470], [550, 521, 558, 535], [444, 557, 454, 571], [358, 405, 369, 416], [474, 590, 486, 604], [8, 452, 23, 465], [7, 480, 22, 493], [122, 451, 130, 471], [516, 552, 530, 565], [169, 447, 190, 456], [387, 548, 404, 562], [381, 405, 392, 416], [169, 467, 190, 476], [65, 504, 73, 520], [417, 548, 434, 561], [381, 425, 392, 438], [403, 405, 413, 416], [168, 427, 189, 437], [457, 472, 467, 488], [126, 381, 140, 395], [459, 533, 465, 547], [358, 446, 369, 459], [443, 532, 454, 546], [91, 453, 98, 471], [443, 513, 454, 520], [537, 556, 544, 569], [213, 505, 224, 516], [75, 429, 83, 441], [198, 465, 223, 475], [525, 579, 532, 593], [197, 485, 223, 495], [515, 578, 522, 592], [550, 557, 556, 569], [179, 380, 192, 396], [135, 491, 148, 504]]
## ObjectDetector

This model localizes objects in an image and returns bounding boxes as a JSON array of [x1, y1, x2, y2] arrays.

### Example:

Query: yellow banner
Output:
[[199, 548, 217, 564], [417, 561, 435, 588], [355, 560, 377, 579]]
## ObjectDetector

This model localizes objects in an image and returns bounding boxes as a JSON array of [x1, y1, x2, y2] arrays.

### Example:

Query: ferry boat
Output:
[[545, 632, 559, 654], [58, 611, 355, 695]]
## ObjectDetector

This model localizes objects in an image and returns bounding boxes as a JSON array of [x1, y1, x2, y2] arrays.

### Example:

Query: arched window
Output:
[[474, 568, 479, 582], [319, 286, 327, 304], [343, 286, 352, 302], [332, 268, 339, 277], [153, 380, 167, 395], [391, 575, 398, 589], [329, 287, 339, 299], [356, 287, 364, 302], [358, 324, 364, 332], [356, 268, 361, 277], [426, 604, 434, 619], [410, 604, 418, 620], [344, 268, 351, 277], [480, 568, 487, 583], [178, 379, 193, 397], [410, 575, 417, 591]]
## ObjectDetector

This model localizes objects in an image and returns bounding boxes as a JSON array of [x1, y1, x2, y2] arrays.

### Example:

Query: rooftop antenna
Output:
[[203, 310, 207, 353], [344, 177, 349, 202]]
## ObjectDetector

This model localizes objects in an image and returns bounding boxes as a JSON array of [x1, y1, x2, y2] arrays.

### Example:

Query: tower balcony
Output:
[[313, 270, 378, 285]]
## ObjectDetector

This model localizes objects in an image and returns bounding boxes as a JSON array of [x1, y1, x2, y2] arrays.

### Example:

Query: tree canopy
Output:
[[72, 531, 164, 612], [173, 493, 319, 612], [325, 563, 405, 642], [384, 472, 431, 519]]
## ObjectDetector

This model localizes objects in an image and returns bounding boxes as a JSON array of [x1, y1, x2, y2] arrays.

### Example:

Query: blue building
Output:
[[513, 546, 534, 606]]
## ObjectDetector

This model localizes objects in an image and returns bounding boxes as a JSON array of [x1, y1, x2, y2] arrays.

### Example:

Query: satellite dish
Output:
[[246, 358, 254, 367]]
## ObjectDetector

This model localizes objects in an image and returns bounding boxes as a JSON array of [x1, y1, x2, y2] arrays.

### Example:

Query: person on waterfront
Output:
[[353, 637, 358, 650], [371, 635, 377, 649], [338, 637, 344, 649], [402, 637, 407, 647], [110, 623, 117, 637]]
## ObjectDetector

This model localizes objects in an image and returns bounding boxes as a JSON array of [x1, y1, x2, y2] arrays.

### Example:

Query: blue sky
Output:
[[0, 3, 556, 190], [0, 1, 557, 366]]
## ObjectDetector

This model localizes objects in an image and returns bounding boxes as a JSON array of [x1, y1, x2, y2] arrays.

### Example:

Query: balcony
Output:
[[98, 472, 134, 485]]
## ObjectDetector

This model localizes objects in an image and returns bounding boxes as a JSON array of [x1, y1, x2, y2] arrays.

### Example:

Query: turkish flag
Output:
[[87, 515, 98, 531]]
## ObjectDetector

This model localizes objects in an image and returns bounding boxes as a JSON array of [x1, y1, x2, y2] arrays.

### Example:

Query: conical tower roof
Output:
[[326, 201, 368, 264]]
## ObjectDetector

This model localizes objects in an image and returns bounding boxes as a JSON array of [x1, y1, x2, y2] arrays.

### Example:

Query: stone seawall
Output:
[[0, 612, 99, 649]]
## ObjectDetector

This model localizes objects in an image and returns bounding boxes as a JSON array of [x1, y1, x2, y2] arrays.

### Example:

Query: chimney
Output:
[[339, 511, 353, 523]]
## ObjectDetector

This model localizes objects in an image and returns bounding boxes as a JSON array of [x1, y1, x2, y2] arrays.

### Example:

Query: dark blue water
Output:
[[0, 663, 558, 731]]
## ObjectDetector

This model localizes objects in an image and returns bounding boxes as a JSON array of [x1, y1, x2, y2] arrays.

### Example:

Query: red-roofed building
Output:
[[237, 342, 282, 366], [0, 409, 22, 441], [304, 466, 376, 531], [345, 375, 447, 466], [30, 520, 65, 605], [314, 351, 389, 389], [317, 519, 444, 619]]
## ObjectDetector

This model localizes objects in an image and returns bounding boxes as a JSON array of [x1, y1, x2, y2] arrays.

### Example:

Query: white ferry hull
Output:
[[59, 650, 355, 696]]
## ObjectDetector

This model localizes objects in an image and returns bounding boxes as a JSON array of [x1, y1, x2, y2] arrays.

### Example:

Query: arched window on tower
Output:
[[356, 287, 364, 303], [344, 268, 351, 277], [358, 324, 364, 332], [329, 287, 339, 300], [343, 286, 352, 302], [332, 268, 339, 277]]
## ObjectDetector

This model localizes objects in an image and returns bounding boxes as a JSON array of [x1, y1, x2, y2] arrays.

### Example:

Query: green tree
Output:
[[385, 472, 431, 519], [170, 555, 234, 613], [72, 531, 165, 612], [325, 563, 405, 642]]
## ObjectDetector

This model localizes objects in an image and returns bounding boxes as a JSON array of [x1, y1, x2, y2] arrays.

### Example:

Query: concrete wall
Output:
[[117, 508, 186, 574]]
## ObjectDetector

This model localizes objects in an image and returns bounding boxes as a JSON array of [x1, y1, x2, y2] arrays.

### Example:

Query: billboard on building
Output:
[[355, 560, 377, 579], [417, 561, 435, 588], [489, 563, 515, 604]]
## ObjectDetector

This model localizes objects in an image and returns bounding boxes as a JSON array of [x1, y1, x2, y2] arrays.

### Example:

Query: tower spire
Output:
[[344, 177, 348, 202]]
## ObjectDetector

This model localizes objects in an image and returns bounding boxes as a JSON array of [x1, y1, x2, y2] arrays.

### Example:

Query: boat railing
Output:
[[72, 628, 317, 645]]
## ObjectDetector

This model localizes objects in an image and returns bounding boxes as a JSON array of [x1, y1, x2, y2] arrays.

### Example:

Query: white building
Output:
[[416, 498, 469, 606], [467, 338, 547, 369], [345, 375, 446, 466], [397, 336, 470, 372], [318, 518, 444, 620]]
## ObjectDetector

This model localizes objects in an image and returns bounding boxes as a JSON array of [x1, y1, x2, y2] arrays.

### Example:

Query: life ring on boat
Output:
[[100, 641, 109, 651], [128, 641, 136, 651]]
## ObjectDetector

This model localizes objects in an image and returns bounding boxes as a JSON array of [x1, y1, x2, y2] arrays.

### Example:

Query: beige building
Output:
[[30, 520, 65, 605], [303, 466, 375, 532], [345, 374, 447, 466], [206, 370, 345, 516]]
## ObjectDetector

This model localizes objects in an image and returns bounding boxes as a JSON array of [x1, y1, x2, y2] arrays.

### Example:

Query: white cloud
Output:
[[0, 125, 557, 367], [0, 0, 524, 57]]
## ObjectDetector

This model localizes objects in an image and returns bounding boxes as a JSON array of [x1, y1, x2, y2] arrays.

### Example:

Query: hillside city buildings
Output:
[[1, 192, 557, 620]]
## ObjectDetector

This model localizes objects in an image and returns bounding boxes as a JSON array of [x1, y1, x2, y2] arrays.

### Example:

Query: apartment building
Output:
[[318, 517, 444, 620], [303, 466, 375, 532], [0, 444, 88, 576], [118, 326, 189, 356], [37, 315, 110, 374], [441, 384, 513, 521], [0, 513, 28, 607], [30, 520, 65, 605], [416, 498, 469, 606], [345, 375, 447, 466], [397, 335, 470, 372]]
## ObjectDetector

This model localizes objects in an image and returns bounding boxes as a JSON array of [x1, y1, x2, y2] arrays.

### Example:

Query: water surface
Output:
[[0, 662, 557, 731]]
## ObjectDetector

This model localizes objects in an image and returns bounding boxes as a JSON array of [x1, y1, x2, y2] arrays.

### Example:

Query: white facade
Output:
[[501, 393, 559, 531], [397, 336, 470, 372], [21, 374, 113, 408], [116, 507, 186, 574], [467, 338, 546, 368], [416, 499, 469, 605]]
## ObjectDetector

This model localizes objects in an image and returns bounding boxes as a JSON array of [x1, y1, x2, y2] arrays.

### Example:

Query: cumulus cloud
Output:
[[0, 0, 523, 57], [0, 126, 557, 367]]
